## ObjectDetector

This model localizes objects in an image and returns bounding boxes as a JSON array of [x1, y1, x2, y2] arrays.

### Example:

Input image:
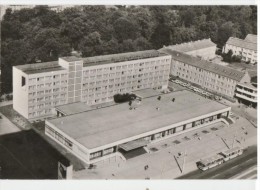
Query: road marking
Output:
[[229, 165, 239, 170], [244, 158, 255, 163], [211, 173, 221, 178]]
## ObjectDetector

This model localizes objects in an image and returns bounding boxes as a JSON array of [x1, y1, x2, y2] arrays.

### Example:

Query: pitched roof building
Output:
[[223, 34, 257, 63], [161, 39, 217, 60], [159, 48, 248, 98]]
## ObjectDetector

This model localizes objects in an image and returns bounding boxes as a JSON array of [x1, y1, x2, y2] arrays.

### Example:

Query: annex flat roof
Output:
[[163, 39, 216, 53], [160, 49, 245, 81], [55, 101, 118, 116], [14, 61, 65, 74], [47, 90, 229, 150], [133, 88, 163, 99], [226, 37, 257, 51], [55, 102, 93, 115]]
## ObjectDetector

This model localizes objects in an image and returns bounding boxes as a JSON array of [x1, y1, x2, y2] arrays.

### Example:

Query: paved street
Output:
[[0, 112, 20, 136], [177, 146, 257, 179]]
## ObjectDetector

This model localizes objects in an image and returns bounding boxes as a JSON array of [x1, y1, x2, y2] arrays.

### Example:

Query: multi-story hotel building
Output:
[[159, 49, 250, 98], [161, 38, 216, 60], [13, 50, 171, 119], [223, 34, 257, 64]]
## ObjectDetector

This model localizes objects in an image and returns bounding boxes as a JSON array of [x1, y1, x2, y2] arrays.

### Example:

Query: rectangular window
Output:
[[22, 76, 26, 86]]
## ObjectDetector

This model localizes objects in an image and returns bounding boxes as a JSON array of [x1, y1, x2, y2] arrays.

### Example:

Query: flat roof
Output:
[[55, 102, 93, 115], [82, 50, 169, 67], [226, 37, 257, 51], [60, 56, 82, 62], [14, 61, 65, 74], [55, 101, 118, 116], [15, 50, 169, 74], [47, 90, 229, 150], [162, 39, 216, 53], [133, 88, 163, 99], [160, 49, 245, 81]]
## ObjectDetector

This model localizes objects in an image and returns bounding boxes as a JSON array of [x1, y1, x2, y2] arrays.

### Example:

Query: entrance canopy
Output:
[[119, 139, 149, 151]]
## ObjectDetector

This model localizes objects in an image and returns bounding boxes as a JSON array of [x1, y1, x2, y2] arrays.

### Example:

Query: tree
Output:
[[222, 49, 233, 63], [79, 32, 103, 57], [134, 37, 152, 51], [32, 28, 71, 62], [114, 93, 136, 103], [113, 17, 139, 42], [217, 21, 240, 47]]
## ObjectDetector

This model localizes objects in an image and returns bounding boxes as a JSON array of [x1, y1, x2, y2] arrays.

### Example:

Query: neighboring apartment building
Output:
[[223, 34, 257, 64], [162, 38, 216, 60], [235, 82, 257, 108], [159, 49, 249, 98], [13, 50, 171, 119]]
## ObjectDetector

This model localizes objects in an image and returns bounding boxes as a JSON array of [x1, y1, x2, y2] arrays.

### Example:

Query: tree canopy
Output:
[[1, 5, 257, 94]]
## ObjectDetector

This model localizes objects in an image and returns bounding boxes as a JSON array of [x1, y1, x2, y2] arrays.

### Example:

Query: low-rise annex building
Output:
[[223, 34, 257, 64], [161, 38, 217, 60], [45, 90, 231, 164], [159, 49, 250, 99], [13, 50, 171, 119]]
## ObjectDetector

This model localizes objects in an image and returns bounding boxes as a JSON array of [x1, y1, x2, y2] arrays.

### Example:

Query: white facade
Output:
[[235, 83, 257, 106], [171, 59, 239, 97], [223, 35, 257, 64], [13, 50, 171, 119]]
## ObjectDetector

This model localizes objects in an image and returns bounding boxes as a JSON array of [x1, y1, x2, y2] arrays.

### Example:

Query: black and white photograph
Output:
[[0, 0, 257, 184]]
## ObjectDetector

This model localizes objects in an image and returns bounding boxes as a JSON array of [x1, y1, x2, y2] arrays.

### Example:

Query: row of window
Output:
[[28, 81, 67, 90], [28, 74, 67, 83], [84, 60, 170, 74], [45, 125, 73, 149]]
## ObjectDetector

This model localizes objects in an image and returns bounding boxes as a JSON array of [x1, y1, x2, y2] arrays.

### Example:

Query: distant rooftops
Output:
[[244, 34, 257, 43], [161, 39, 216, 53], [160, 49, 245, 82], [226, 34, 257, 51], [15, 50, 169, 74]]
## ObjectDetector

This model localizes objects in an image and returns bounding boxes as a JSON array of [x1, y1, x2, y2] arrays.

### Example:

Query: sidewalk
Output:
[[0, 113, 21, 135], [0, 100, 13, 107]]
